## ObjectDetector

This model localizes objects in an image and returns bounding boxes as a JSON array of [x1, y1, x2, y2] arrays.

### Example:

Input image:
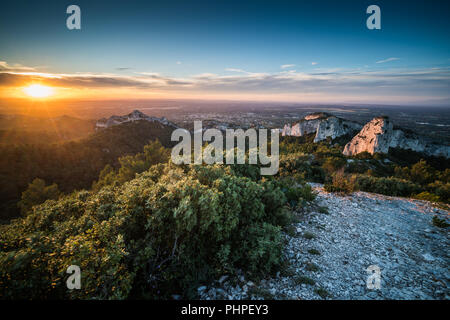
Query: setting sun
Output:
[[23, 84, 54, 98]]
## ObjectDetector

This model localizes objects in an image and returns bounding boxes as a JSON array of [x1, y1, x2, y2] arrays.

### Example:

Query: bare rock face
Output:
[[343, 117, 393, 155], [282, 112, 361, 142], [343, 117, 450, 158], [96, 110, 177, 129], [313, 116, 362, 143]]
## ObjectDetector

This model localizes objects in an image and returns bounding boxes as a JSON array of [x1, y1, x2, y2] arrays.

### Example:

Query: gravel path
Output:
[[199, 184, 449, 300]]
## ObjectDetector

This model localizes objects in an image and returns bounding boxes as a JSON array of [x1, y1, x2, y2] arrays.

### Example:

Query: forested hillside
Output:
[[0, 121, 176, 220], [0, 114, 95, 145]]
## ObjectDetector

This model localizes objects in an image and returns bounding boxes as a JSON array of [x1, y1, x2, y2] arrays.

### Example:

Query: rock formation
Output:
[[282, 112, 362, 143], [96, 110, 177, 129], [343, 116, 450, 158]]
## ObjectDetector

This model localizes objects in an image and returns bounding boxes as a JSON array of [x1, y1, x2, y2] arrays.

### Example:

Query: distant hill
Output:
[[96, 109, 177, 130], [0, 114, 96, 145]]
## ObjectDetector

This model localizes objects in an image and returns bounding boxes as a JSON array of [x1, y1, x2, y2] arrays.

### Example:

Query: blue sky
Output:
[[1, 0, 449, 104]]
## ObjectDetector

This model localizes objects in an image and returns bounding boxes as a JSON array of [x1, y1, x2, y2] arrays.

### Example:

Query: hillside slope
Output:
[[0, 120, 176, 220], [0, 114, 95, 145], [200, 184, 449, 300]]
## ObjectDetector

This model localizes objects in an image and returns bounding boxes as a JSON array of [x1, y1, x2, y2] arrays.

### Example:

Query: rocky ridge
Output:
[[96, 110, 177, 130], [198, 184, 449, 300], [343, 116, 450, 158], [282, 112, 362, 143]]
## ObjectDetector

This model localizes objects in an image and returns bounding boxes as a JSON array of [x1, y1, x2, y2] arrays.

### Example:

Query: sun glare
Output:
[[23, 84, 54, 98]]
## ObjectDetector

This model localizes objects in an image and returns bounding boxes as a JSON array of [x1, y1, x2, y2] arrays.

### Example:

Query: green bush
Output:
[[355, 175, 421, 197], [275, 177, 316, 209], [17, 178, 61, 215], [414, 192, 440, 202], [92, 140, 170, 191], [432, 215, 449, 228], [428, 181, 450, 203], [0, 164, 288, 299]]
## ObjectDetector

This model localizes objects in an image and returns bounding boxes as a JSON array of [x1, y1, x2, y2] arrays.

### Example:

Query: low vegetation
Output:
[[294, 275, 315, 286], [0, 122, 175, 221], [279, 136, 449, 204], [315, 287, 330, 299], [432, 215, 449, 228], [0, 125, 448, 299], [0, 138, 320, 299]]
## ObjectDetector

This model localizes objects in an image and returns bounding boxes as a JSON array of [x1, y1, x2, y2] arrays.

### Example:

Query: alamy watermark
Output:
[[66, 5, 81, 30], [66, 265, 81, 289], [171, 121, 279, 175], [366, 265, 381, 290], [366, 5, 381, 30], [66, 5, 379, 31]]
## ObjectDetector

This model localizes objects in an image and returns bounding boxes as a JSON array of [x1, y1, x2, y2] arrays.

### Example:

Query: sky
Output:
[[0, 0, 449, 105]]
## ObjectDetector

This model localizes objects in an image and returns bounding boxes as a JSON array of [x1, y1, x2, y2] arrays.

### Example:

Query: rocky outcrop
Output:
[[282, 112, 362, 143], [96, 110, 177, 129], [343, 117, 450, 158], [314, 116, 362, 143]]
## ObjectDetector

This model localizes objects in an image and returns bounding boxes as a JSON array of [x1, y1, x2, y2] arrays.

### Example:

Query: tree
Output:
[[92, 140, 171, 191], [17, 178, 61, 214], [410, 160, 435, 185]]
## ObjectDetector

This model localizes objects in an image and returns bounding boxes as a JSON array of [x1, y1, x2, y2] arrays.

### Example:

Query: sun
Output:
[[23, 84, 54, 98]]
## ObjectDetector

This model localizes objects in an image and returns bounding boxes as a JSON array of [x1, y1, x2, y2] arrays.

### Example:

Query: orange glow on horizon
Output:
[[23, 84, 54, 98]]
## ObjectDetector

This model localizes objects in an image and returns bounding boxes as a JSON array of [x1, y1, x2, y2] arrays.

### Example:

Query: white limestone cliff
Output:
[[282, 112, 362, 142], [343, 117, 450, 158], [313, 116, 362, 143]]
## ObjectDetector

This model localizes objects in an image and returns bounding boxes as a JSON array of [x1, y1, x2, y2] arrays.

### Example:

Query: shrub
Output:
[[322, 157, 346, 174], [294, 275, 315, 286], [315, 287, 330, 298], [307, 249, 321, 255], [414, 192, 440, 202], [432, 215, 449, 228], [324, 169, 356, 194], [305, 262, 320, 272], [17, 178, 61, 215], [92, 140, 170, 191], [355, 175, 421, 197], [303, 232, 316, 240], [0, 164, 288, 299], [275, 177, 316, 209], [428, 181, 450, 204], [318, 206, 329, 214]]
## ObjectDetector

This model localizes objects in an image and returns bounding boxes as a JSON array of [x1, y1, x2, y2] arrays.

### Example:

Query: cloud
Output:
[[311, 62, 318, 65], [376, 57, 400, 64], [225, 68, 247, 73], [1, 60, 449, 103], [281, 64, 295, 69], [0, 61, 36, 72], [176, 61, 182, 65], [115, 67, 132, 71]]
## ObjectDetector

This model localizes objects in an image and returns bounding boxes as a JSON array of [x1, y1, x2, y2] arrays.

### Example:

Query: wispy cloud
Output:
[[225, 68, 247, 73], [311, 62, 318, 65], [176, 61, 182, 65], [281, 64, 295, 69], [376, 57, 400, 64], [0, 61, 36, 72], [1, 60, 449, 103]]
